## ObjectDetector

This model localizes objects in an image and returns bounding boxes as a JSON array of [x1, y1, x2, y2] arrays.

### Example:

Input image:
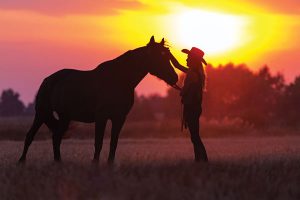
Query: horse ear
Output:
[[148, 36, 155, 45], [160, 38, 165, 45]]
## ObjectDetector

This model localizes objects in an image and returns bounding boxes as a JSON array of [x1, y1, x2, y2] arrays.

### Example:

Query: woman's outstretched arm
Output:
[[168, 51, 188, 73]]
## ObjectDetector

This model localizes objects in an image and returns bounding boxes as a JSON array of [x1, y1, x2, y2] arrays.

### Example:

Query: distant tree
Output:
[[163, 74, 185, 119], [132, 63, 297, 128], [219, 65, 285, 127], [246, 66, 285, 126], [127, 92, 155, 121], [24, 102, 35, 116], [203, 63, 255, 120], [162, 88, 179, 118], [277, 76, 300, 127], [188, 63, 285, 127], [0, 89, 25, 116], [146, 94, 164, 113]]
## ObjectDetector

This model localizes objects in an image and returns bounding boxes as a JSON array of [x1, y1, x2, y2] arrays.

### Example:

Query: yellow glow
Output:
[[0, 1, 298, 70], [173, 9, 250, 55]]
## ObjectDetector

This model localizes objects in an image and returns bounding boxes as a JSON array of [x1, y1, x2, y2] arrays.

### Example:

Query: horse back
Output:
[[35, 69, 92, 113], [35, 68, 134, 122]]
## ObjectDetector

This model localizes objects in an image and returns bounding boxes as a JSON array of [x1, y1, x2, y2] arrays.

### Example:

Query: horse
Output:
[[18, 36, 178, 163]]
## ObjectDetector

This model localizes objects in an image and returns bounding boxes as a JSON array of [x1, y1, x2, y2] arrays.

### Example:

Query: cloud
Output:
[[153, 0, 300, 15], [243, 0, 300, 14], [3, 0, 298, 16], [0, 0, 146, 16]]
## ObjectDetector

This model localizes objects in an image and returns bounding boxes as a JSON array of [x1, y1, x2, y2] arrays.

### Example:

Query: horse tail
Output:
[[35, 69, 74, 130], [35, 70, 67, 115], [35, 78, 52, 114], [34, 77, 60, 131], [19, 77, 59, 162]]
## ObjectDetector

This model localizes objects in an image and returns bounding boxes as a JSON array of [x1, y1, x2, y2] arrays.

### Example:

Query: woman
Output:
[[170, 47, 208, 162]]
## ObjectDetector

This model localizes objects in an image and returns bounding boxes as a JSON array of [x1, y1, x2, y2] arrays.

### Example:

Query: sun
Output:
[[174, 9, 249, 55]]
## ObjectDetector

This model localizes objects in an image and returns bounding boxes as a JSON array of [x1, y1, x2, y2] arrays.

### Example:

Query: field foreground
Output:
[[1, 137, 300, 200]]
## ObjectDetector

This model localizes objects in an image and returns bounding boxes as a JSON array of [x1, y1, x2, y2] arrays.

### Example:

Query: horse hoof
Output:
[[17, 158, 26, 165], [54, 158, 62, 163], [194, 158, 208, 163], [107, 159, 115, 166], [92, 159, 99, 164]]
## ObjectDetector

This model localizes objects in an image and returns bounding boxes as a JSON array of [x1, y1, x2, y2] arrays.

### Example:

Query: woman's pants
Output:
[[184, 105, 208, 162]]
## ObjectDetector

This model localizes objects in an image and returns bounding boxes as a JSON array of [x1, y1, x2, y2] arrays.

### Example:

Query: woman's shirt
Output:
[[181, 68, 203, 107]]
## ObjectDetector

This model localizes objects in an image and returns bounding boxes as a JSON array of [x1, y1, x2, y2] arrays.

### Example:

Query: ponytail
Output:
[[199, 63, 206, 92]]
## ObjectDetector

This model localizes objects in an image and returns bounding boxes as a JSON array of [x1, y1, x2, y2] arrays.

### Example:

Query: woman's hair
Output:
[[199, 63, 206, 91], [191, 57, 207, 91]]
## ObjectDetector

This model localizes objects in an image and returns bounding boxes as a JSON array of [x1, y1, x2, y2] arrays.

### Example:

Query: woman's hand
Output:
[[172, 84, 182, 91]]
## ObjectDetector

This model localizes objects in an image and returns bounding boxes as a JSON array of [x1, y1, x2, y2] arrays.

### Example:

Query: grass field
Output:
[[1, 116, 298, 141], [1, 137, 300, 200]]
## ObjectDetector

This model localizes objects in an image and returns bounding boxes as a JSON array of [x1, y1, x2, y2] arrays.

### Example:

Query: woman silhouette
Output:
[[170, 47, 208, 162]]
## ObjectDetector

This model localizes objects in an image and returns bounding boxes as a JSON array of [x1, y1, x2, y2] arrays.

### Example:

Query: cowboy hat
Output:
[[182, 47, 207, 65]]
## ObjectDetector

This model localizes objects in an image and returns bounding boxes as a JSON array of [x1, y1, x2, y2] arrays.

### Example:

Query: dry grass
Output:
[[1, 116, 298, 141], [1, 137, 300, 200]]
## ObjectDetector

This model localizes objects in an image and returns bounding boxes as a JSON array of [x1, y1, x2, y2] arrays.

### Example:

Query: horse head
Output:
[[145, 36, 178, 86]]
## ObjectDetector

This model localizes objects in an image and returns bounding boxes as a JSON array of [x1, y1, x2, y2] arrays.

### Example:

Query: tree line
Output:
[[130, 63, 300, 128], [1, 63, 299, 128]]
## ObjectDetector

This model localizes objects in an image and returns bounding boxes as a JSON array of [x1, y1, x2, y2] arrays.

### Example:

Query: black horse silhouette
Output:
[[19, 36, 178, 163]]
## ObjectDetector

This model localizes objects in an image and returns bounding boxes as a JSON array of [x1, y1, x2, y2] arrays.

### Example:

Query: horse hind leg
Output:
[[46, 117, 69, 162], [18, 114, 43, 162]]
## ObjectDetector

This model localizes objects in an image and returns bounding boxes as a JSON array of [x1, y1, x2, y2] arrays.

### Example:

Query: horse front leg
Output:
[[108, 116, 126, 163], [52, 133, 63, 161], [93, 117, 107, 163]]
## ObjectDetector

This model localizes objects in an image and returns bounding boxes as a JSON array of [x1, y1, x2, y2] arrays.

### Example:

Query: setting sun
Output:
[[0, 0, 300, 102], [174, 9, 249, 55]]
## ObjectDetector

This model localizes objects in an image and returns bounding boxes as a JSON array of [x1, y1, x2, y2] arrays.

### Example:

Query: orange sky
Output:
[[1, 0, 300, 104]]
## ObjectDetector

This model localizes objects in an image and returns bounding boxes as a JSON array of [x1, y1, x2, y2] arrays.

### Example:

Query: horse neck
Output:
[[98, 47, 150, 89]]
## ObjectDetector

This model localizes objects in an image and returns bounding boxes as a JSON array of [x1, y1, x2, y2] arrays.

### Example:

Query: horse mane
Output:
[[94, 40, 170, 74], [116, 47, 145, 61], [94, 46, 147, 72]]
